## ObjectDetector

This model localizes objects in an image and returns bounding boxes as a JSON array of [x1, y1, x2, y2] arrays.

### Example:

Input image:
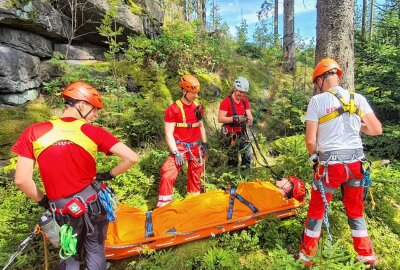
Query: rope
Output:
[[247, 126, 279, 179], [98, 188, 117, 222], [202, 159, 207, 193], [59, 224, 77, 259], [316, 179, 333, 249], [361, 160, 375, 209], [2, 227, 39, 270], [35, 224, 49, 270]]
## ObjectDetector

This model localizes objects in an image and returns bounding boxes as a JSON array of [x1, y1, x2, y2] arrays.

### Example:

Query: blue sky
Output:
[[214, 0, 384, 42], [215, 0, 317, 41]]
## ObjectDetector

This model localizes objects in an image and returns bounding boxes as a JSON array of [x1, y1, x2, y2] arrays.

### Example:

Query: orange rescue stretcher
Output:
[[105, 180, 306, 260]]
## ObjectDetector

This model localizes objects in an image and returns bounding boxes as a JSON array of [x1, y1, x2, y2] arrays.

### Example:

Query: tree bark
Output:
[[361, 0, 367, 39], [316, 0, 355, 90], [283, 0, 295, 72], [202, 0, 206, 29], [274, 0, 279, 47], [369, 0, 374, 39]]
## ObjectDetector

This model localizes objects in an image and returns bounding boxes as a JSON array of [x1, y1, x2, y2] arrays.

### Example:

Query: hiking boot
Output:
[[298, 252, 313, 268], [356, 255, 378, 269]]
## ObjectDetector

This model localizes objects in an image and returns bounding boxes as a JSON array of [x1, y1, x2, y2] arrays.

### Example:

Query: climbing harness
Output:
[[318, 90, 365, 124], [174, 99, 201, 128], [59, 224, 78, 259], [33, 116, 98, 160]]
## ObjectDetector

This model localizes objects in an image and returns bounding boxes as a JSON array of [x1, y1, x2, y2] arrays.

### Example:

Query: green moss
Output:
[[0, 99, 51, 160]]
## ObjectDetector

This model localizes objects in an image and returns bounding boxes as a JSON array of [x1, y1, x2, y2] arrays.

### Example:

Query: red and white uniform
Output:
[[12, 117, 119, 200], [219, 96, 250, 133], [157, 102, 204, 207], [300, 86, 376, 263]]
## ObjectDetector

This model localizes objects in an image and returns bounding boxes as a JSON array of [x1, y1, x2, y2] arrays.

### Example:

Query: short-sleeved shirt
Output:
[[165, 101, 201, 143], [12, 117, 119, 199], [219, 96, 250, 133], [305, 86, 373, 153]]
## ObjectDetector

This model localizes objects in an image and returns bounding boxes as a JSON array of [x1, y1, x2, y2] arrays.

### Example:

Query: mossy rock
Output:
[[0, 98, 51, 160]]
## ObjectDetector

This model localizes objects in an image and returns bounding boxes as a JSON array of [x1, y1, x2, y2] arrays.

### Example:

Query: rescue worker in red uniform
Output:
[[157, 75, 208, 208], [12, 81, 138, 270], [298, 58, 382, 268], [218, 77, 254, 167]]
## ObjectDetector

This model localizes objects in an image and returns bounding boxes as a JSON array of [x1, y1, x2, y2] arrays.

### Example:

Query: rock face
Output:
[[0, 0, 163, 106]]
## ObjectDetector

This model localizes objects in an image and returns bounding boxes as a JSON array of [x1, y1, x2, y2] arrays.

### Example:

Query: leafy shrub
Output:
[[218, 230, 259, 253], [199, 247, 242, 270], [363, 124, 400, 159]]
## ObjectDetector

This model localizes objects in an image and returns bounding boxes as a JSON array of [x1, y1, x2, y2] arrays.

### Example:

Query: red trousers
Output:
[[300, 161, 375, 261], [157, 144, 204, 207]]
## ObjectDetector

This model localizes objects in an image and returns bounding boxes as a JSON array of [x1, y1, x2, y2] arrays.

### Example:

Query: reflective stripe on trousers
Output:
[[300, 161, 375, 258], [157, 144, 204, 207]]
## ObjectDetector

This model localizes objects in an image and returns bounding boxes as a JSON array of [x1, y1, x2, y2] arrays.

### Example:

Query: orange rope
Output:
[[35, 224, 49, 270]]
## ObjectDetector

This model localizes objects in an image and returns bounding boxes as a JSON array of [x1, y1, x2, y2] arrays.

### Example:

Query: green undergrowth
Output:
[[0, 98, 51, 160]]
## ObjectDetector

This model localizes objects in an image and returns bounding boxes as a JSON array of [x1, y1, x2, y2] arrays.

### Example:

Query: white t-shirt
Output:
[[305, 86, 373, 153]]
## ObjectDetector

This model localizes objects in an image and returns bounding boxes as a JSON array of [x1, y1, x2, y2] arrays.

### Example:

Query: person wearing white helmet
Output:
[[218, 77, 254, 167]]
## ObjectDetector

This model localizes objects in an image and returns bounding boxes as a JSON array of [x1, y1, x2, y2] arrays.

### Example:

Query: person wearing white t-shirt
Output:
[[298, 58, 382, 268]]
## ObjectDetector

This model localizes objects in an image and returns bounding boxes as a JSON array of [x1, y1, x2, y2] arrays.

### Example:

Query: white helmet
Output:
[[233, 77, 249, 92]]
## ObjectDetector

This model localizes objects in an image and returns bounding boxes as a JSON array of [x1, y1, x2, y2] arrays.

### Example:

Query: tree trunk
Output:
[[283, 0, 295, 72], [274, 0, 279, 47], [202, 0, 206, 29], [369, 0, 374, 39], [184, 0, 188, 21], [196, 0, 202, 21], [361, 0, 367, 39], [316, 0, 355, 90]]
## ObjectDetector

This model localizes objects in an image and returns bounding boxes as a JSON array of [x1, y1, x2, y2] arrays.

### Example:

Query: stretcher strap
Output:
[[145, 211, 154, 238], [227, 187, 259, 220], [235, 194, 259, 214], [227, 187, 237, 220]]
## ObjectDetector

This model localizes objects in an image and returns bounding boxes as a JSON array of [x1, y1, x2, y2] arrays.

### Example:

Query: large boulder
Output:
[[54, 43, 106, 60], [0, 45, 41, 93], [0, 27, 53, 58], [0, 89, 39, 106], [0, 0, 71, 40]]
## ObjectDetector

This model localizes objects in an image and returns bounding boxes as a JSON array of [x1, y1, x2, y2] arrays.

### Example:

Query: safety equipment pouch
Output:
[[195, 105, 204, 120], [64, 198, 87, 218]]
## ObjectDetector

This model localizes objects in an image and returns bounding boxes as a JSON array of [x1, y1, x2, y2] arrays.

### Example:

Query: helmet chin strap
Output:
[[183, 91, 191, 103], [73, 102, 94, 120]]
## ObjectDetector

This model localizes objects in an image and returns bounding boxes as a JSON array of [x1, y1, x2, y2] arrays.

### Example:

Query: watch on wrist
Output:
[[172, 150, 180, 155]]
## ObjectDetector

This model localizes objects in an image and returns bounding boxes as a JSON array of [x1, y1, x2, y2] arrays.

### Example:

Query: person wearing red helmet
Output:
[[298, 58, 382, 268], [156, 75, 208, 208], [12, 81, 138, 269], [218, 77, 254, 167], [276, 176, 306, 201]]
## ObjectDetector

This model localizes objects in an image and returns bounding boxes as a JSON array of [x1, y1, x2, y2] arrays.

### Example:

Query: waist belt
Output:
[[175, 139, 200, 148], [318, 149, 364, 163], [175, 122, 200, 128], [50, 185, 99, 217]]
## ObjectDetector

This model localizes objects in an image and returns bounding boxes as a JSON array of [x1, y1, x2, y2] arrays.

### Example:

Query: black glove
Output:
[[95, 170, 115, 181], [233, 115, 247, 124], [201, 142, 208, 156], [172, 151, 184, 167], [38, 195, 50, 210]]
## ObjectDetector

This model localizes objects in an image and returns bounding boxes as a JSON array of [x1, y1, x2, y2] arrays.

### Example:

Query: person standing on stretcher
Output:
[[12, 81, 138, 270]]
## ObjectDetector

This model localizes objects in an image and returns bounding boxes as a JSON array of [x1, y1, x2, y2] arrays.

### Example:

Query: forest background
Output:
[[0, 0, 400, 269]]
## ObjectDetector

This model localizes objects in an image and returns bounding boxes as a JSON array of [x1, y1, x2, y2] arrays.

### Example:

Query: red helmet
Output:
[[179, 75, 200, 93], [312, 58, 343, 82], [289, 176, 306, 201], [62, 81, 103, 109]]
